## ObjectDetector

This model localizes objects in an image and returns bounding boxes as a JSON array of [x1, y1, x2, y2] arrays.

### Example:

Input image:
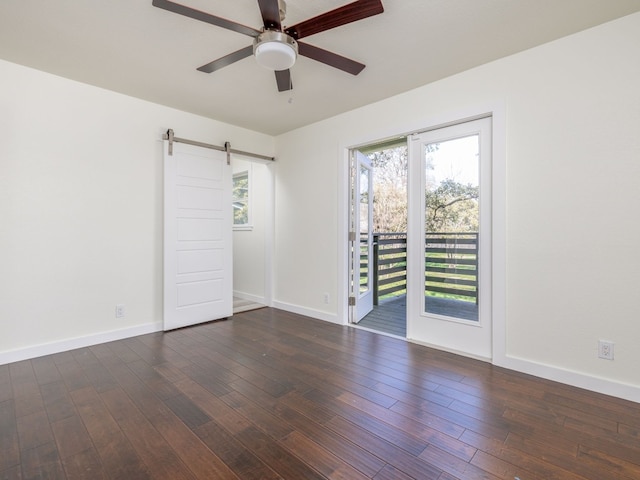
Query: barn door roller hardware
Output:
[[163, 129, 275, 163]]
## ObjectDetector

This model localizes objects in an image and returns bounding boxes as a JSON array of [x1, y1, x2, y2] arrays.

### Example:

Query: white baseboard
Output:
[[233, 290, 267, 305], [408, 337, 492, 363], [0, 322, 163, 366], [273, 302, 640, 404], [495, 354, 640, 404], [6, 307, 637, 405], [272, 300, 342, 325]]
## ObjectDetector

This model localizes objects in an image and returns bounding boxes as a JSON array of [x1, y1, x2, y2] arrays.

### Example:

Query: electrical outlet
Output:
[[115, 304, 125, 318], [323, 293, 330, 304], [598, 340, 614, 360]]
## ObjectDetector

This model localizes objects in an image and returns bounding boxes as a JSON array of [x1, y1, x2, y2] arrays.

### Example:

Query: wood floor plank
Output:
[[0, 365, 12, 404], [9, 361, 43, 419], [577, 444, 640, 480], [71, 386, 152, 480], [31, 357, 62, 386], [194, 420, 284, 480], [220, 389, 295, 440], [461, 429, 585, 480], [4, 307, 640, 479], [325, 415, 443, 480], [16, 409, 54, 452], [172, 378, 254, 435], [127, 359, 183, 400], [372, 464, 416, 480], [336, 389, 476, 461], [149, 410, 240, 480], [234, 426, 326, 480], [40, 380, 77, 424], [279, 430, 371, 480], [20, 441, 65, 480], [99, 388, 196, 480], [61, 448, 108, 480], [0, 400, 20, 473], [274, 397, 387, 477], [162, 393, 212, 430], [418, 444, 500, 480], [0, 465, 22, 480], [50, 414, 93, 460]]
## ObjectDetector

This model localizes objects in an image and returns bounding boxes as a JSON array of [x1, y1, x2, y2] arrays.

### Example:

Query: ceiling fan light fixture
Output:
[[254, 31, 298, 71]]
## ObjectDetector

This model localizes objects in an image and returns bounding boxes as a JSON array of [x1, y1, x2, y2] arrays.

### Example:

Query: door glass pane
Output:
[[424, 135, 479, 321], [359, 165, 370, 294]]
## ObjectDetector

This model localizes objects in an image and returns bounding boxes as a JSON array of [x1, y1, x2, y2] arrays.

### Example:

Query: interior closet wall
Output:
[[232, 159, 269, 304]]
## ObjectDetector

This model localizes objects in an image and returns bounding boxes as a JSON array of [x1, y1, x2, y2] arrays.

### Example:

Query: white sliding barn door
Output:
[[163, 141, 233, 331]]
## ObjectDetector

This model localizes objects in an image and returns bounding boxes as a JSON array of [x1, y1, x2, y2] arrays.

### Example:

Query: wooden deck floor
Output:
[[358, 295, 407, 337], [358, 295, 478, 337], [2, 308, 640, 479]]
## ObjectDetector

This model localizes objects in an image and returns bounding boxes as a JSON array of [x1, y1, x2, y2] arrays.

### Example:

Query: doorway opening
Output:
[[231, 158, 274, 314], [349, 138, 409, 337], [348, 116, 492, 355]]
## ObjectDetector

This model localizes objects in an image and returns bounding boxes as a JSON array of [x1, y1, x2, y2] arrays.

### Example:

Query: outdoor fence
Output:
[[361, 232, 479, 305]]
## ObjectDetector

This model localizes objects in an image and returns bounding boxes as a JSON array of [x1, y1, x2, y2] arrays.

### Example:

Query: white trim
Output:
[[272, 300, 341, 325], [0, 322, 163, 366], [337, 144, 351, 326], [264, 162, 275, 308], [490, 104, 508, 365], [351, 324, 405, 340], [233, 290, 266, 305], [339, 102, 505, 339], [408, 337, 491, 363], [497, 354, 640, 404], [231, 158, 275, 309]]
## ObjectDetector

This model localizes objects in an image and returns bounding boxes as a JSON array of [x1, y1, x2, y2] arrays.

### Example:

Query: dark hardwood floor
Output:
[[2, 308, 640, 479]]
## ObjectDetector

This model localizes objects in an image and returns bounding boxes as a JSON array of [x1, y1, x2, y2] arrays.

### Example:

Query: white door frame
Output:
[[231, 157, 276, 308], [337, 104, 506, 364]]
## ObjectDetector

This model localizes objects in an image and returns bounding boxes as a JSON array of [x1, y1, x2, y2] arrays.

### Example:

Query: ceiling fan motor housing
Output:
[[253, 30, 298, 71]]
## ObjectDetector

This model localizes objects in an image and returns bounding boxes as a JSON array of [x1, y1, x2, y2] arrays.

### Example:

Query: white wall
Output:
[[273, 13, 640, 401], [0, 59, 274, 363], [232, 158, 270, 303], [2, 12, 639, 403]]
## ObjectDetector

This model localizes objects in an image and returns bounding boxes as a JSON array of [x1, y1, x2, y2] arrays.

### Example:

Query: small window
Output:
[[232, 170, 251, 229]]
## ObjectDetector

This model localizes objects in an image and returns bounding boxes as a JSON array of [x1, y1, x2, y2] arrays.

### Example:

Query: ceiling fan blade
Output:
[[197, 45, 254, 73], [152, 0, 260, 37], [275, 70, 293, 92], [298, 43, 365, 76], [257, 0, 282, 31], [285, 0, 383, 40]]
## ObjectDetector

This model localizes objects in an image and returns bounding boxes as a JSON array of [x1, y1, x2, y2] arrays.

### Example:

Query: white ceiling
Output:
[[1, 0, 639, 135]]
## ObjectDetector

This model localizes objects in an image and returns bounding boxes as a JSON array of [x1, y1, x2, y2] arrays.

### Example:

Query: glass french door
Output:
[[407, 117, 492, 358], [350, 150, 374, 323]]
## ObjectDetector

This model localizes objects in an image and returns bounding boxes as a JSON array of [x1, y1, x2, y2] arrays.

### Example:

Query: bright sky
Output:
[[426, 135, 479, 186]]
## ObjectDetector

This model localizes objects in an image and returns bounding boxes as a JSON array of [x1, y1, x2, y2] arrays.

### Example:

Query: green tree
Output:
[[367, 146, 408, 232], [425, 179, 478, 232], [232, 174, 249, 224]]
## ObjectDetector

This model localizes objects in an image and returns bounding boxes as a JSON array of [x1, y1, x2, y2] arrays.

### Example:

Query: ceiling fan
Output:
[[152, 0, 384, 92]]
